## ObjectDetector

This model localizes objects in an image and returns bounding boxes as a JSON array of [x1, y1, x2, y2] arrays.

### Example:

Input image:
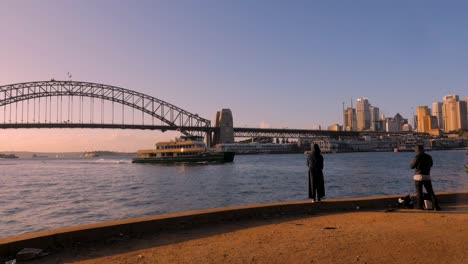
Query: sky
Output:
[[0, 0, 467, 152]]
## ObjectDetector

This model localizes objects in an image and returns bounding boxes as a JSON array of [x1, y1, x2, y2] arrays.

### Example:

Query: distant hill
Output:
[[0, 151, 135, 159]]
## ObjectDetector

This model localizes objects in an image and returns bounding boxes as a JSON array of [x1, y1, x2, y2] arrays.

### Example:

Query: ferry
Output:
[[132, 136, 235, 164]]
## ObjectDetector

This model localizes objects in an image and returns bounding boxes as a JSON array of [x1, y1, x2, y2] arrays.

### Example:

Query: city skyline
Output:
[[342, 93, 467, 132], [1, 1, 468, 151]]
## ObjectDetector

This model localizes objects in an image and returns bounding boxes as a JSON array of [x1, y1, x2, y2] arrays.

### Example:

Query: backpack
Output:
[[398, 194, 414, 209]]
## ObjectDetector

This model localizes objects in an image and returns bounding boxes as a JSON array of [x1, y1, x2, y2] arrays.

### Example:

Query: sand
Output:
[[29, 204, 468, 264]]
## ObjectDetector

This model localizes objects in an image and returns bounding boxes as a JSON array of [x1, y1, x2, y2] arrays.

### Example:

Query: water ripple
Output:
[[1, 150, 467, 238]]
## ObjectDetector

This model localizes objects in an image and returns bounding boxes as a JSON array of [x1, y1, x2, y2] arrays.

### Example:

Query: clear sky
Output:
[[0, 0, 467, 152]]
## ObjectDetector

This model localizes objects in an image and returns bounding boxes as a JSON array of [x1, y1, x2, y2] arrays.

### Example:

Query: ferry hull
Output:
[[132, 152, 235, 164]]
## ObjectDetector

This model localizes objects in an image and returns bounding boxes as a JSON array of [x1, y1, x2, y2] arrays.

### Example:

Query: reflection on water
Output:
[[0, 150, 466, 238]]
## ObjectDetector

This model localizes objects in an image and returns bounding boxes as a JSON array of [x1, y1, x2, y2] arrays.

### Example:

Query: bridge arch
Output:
[[0, 80, 211, 136]]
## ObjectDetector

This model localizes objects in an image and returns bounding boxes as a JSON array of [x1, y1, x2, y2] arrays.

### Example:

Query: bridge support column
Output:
[[206, 131, 213, 147], [213, 109, 234, 146]]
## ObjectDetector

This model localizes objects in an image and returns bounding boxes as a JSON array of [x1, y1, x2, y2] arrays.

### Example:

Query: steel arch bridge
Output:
[[0, 80, 211, 137]]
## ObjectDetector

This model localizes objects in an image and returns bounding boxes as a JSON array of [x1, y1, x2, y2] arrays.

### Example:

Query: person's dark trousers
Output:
[[414, 180, 441, 210]]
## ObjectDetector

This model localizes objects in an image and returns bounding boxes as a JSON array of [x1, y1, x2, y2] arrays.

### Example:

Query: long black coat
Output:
[[307, 152, 325, 199]]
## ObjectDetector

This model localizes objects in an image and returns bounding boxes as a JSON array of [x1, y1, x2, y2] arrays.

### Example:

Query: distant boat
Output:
[[0, 153, 18, 159], [83, 152, 99, 157], [32, 154, 48, 158]]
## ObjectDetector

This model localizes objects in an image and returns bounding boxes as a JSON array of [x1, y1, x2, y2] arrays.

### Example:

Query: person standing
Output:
[[307, 144, 325, 201], [410, 145, 441, 210]]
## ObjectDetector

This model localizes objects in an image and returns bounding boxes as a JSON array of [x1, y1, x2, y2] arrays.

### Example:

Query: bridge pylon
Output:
[[212, 109, 234, 146]]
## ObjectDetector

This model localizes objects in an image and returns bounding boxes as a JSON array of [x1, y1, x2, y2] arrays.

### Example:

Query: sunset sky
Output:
[[1, 0, 467, 152]]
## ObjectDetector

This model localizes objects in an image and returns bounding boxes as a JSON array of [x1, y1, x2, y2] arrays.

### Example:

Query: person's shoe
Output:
[[434, 207, 442, 211]]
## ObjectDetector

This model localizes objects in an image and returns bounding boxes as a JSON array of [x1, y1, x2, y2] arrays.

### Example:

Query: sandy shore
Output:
[[25, 203, 467, 264]]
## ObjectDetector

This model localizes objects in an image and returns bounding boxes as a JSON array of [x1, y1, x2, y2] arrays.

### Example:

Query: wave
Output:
[[95, 158, 132, 164]]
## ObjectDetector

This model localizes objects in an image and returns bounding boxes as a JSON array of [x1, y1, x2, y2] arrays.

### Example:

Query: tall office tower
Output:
[[356, 98, 371, 131], [465, 97, 468, 126], [443, 94, 467, 131], [369, 106, 380, 131], [343, 107, 357, 131], [461, 100, 468, 129], [417, 106, 431, 133], [432, 102, 444, 131]]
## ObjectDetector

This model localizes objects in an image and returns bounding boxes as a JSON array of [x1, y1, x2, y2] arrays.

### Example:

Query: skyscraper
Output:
[[369, 106, 380, 131], [432, 102, 443, 131], [356, 98, 371, 131], [343, 107, 357, 131], [417, 106, 431, 133], [443, 94, 467, 131], [465, 97, 468, 127]]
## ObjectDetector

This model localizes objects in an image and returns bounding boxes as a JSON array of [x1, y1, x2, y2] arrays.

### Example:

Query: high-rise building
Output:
[[417, 106, 441, 136], [465, 97, 468, 126], [417, 106, 431, 132], [432, 102, 443, 131], [343, 107, 357, 131], [462, 100, 468, 130], [356, 98, 371, 131], [384, 113, 408, 132], [443, 94, 467, 131], [369, 106, 380, 131]]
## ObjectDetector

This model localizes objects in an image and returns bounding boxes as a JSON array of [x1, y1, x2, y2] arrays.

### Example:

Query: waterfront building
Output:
[[429, 138, 466, 150], [356, 98, 371, 131], [369, 105, 380, 131], [347, 140, 374, 152], [443, 94, 467, 131], [297, 138, 315, 148], [343, 107, 357, 131], [311, 139, 352, 153], [432, 102, 444, 131], [397, 135, 426, 152], [312, 137, 393, 153]]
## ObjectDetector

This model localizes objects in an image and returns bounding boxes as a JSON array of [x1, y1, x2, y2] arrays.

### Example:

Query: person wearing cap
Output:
[[410, 144, 441, 210]]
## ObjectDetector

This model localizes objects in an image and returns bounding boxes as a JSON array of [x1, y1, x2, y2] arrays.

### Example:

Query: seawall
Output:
[[1, 191, 467, 258]]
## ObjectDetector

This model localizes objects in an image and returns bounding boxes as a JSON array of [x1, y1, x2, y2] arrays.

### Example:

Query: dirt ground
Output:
[[28, 204, 468, 264]]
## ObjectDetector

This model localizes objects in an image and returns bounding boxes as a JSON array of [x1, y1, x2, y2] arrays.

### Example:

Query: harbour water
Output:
[[1, 150, 467, 238]]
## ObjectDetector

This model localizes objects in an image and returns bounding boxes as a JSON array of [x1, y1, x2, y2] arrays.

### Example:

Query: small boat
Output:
[[83, 152, 99, 157], [32, 154, 48, 158], [0, 153, 18, 159], [132, 136, 235, 164]]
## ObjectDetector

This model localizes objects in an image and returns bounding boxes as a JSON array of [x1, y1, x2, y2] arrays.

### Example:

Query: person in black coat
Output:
[[307, 144, 325, 201]]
